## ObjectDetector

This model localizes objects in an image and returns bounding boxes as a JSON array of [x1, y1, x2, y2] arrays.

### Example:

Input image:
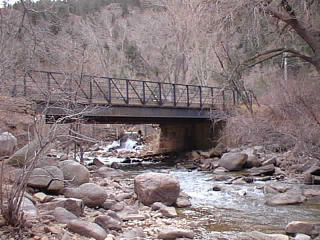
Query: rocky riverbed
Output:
[[1, 134, 320, 240]]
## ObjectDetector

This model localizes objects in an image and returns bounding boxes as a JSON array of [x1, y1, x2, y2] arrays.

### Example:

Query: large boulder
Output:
[[58, 160, 89, 186], [5, 139, 43, 166], [286, 221, 319, 237], [21, 197, 39, 220], [28, 166, 64, 192], [64, 183, 107, 208], [134, 173, 180, 206], [219, 152, 248, 171], [67, 220, 108, 240], [265, 189, 306, 206], [0, 132, 17, 157]]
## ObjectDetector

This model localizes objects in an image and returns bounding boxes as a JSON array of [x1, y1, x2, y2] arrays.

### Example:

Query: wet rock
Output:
[[265, 189, 306, 206], [304, 165, 320, 185], [97, 167, 125, 178], [213, 167, 229, 173], [212, 185, 223, 191], [67, 219, 108, 240], [264, 182, 291, 194], [239, 231, 289, 240], [58, 160, 89, 186], [158, 227, 194, 239], [199, 158, 218, 171], [53, 207, 78, 224], [94, 211, 122, 231], [209, 175, 231, 181], [64, 183, 107, 208], [219, 152, 247, 171], [134, 172, 180, 206], [295, 234, 311, 240], [0, 132, 17, 157], [28, 166, 64, 192], [21, 197, 39, 219], [247, 164, 275, 176], [286, 221, 319, 237], [175, 196, 192, 208]]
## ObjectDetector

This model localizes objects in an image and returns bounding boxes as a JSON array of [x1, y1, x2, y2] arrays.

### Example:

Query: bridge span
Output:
[[16, 70, 249, 152]]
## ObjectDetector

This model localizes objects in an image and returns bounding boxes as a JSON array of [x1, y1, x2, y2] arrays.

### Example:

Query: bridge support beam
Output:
[[157, 121, 214, 153]]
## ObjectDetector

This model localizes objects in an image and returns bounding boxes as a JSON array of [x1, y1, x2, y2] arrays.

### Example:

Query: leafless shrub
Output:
[[224, 71, 320, 157]]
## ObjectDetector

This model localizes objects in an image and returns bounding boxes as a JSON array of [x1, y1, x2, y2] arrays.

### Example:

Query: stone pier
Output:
[[157, 121, 216, 153]]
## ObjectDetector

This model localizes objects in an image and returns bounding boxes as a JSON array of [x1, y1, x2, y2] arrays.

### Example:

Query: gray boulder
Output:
[[53, 207, 78, 224], [0, 132, 17, 157], [219, 152, 247, 171], [28, 166, 64, 192], [286, 221, 319, 237], [158, 227, 195, 239], [58, 160, 89, 186], [134, 173, 180, 206], [67, 220, 108, 240], [21, 197, 39, 219], [64, 183, 107, 208], [265, 189, 306, 206]]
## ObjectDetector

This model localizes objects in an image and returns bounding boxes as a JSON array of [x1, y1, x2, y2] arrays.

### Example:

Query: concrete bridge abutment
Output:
[[157, 121, 216, 153]]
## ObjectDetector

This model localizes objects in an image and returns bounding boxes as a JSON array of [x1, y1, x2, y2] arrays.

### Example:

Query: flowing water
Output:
[[87, 139, 320, 239]]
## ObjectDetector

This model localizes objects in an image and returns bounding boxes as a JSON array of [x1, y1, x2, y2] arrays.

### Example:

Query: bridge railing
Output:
[[20, 70, 251, 109]]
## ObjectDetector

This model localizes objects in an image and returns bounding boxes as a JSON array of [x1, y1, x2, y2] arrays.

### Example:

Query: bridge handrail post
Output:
[[173, 84, 176, 107], [108, 78, 112, 104], [199, 86, 202, 108], [89, 78, 93, 104], [142, 81, 146, 104], [126, 79, 129, 104], [158, 82, 162, 105], [186, 85, 190, 107]]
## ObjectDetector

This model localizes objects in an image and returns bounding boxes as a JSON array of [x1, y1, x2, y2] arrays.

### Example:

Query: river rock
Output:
[[247, 164, 275, 176], [239, 231, 289, 240], [58, 160, 89, 186], [134, 172, 180, 206], [246, 155, 262, 168], [152, 202, 177, 218], [265, 189, 306, 206], [67, 220, 108, 240], [28, 166, 64, 192], [295, 234, 311, 240], [264, 182, 291, 194], [96, 167, 125, 178], [0, 132, 17, 157], [219, 152, 247, 171], [286, 221, 319, 237], [262, 156, 278, 166], [53, 207, 78, 224], [119, 227, 146, 239], [175, 195, 192, 208], [21, 197, 39, 219], [158, 227, 195, 239], [94, 211, 122, 231], [38, 197, 84, 216], [64, 183, 107, 208]]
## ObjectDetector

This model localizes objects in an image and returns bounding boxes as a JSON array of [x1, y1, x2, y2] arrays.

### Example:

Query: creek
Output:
[[86, 138, 320, 239]]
